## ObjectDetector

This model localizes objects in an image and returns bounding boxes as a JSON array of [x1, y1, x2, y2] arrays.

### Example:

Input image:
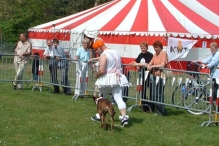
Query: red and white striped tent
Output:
[[28, 0, 219, 69]]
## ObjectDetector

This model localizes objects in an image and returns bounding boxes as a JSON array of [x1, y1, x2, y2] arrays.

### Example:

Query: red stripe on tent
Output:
[[130, 0, 148, 31], [62, 1, 120, 30], [101, 33, 219, 47], [41, 1, 115, 30], [100, 34, 166, 45], [152, 0, 188, 33], [100, 0, 136, 31], [169, 0, 219, 34], [198, 0, 219, 15], [28, 31, 70, 40]]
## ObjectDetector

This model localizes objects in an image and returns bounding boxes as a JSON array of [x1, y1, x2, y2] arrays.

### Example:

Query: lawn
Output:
[[0, 81, 218, 146]]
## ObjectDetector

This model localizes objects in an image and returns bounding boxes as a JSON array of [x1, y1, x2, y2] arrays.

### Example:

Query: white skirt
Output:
[[95, 73, 130, 88]]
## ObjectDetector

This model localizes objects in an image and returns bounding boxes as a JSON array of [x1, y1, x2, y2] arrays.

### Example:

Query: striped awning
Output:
[[28, 0, 219, 38]]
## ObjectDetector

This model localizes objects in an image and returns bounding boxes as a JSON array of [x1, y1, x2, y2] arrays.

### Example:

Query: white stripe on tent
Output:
[[161, 0, 208, 35], [72, 1, 128, 33], [115, 0, 141, 32], [148, 0, 166, 32], [180, 0, 219, 27], [86, 0, 130, 31]]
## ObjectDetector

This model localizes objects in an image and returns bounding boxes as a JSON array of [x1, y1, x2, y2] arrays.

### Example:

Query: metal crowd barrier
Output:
[[127, 66, 219, 127], [0, 54, 38, 85], [1, 53, 219, 127]]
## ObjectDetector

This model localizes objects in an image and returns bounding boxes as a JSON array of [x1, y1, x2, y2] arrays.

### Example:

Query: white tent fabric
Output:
[[28, 0, 219, 62]]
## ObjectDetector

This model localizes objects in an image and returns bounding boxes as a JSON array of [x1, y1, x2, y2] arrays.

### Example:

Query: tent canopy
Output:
[[28, 0, 219, 69], [29, 0, 219, 38]]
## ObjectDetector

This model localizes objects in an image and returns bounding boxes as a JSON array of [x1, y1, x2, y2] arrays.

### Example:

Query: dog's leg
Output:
[[110, 111, 116, 132], [103, 112, 108, 130], [109, 108, 115, 132], [99, 113, 103, 127]]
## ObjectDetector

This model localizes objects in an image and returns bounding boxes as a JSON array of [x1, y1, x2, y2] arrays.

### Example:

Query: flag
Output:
[[167, 37, 197, 62]]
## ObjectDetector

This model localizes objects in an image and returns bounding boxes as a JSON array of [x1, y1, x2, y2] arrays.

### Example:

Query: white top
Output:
[[95, 49, 129, 88], [102, 49, 122, 73]]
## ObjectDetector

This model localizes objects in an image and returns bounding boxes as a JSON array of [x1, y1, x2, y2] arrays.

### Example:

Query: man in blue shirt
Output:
[[53, 38, 71, 95]]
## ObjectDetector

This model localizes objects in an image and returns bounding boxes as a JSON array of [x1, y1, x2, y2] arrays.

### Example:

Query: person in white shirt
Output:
[[91, 39, 130, 127], [13, 33, 32, 90], [73, 38, 90, 97]]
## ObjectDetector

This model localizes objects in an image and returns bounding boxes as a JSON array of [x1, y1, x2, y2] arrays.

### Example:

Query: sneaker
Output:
[[91, 116, 100, 122], [119, 115, 129, 127], [17, 84, 22, 89]]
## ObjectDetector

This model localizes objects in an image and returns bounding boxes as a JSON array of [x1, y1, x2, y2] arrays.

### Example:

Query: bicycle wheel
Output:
[[183, 86, 210, 115], [172, 85, 184, 106]]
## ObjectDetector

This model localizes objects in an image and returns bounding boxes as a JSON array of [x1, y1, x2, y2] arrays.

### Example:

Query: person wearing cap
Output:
[[73, 37, 91, 97], [91, 38, 130, 127]]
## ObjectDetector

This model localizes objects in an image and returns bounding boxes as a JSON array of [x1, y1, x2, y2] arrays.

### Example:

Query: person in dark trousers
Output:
[[53, 38, 71, 95], [147, 40, 168, 116], [43, 40, 60, 93], [130, 41, 153, 112], [32, 52, 40, 81]]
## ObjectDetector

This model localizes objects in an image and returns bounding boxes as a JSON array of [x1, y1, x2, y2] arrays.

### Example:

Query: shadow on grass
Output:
[[166, 107, 186, 116]]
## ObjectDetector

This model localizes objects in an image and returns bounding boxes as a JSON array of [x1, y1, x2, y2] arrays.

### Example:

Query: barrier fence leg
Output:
[[128, 77, 142, 112], [201, 87, 219, 127]]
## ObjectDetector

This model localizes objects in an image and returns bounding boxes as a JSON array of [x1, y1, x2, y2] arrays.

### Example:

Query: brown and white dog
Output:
[[93, 96, 116, 131]]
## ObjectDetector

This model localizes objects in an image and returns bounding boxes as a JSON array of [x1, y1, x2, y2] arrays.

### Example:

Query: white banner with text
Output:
[[167, 37, 197, 62]]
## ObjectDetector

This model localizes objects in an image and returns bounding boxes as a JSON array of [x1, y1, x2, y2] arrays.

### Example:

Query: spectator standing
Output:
[[43, 40, 60, 93], [53, 38, 71, 95], [193, 42, 219, 101], [130, 41, 153, 111], [74, 38, 90, 97], [13, 33, 32, 89], [147, 40, 168, 116]]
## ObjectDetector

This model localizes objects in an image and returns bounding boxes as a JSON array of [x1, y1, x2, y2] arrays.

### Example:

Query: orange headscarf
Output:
[[92, 39, 104, 49]]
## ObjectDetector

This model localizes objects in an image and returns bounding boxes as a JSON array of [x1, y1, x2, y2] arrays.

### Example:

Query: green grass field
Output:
[[0, 81, 218, 146]]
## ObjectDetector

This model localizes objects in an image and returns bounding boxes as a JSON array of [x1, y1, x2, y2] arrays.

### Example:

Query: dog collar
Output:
[[95, 97, 102, 105]]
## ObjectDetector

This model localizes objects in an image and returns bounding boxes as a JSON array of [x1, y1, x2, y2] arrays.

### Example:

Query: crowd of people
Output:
[[12, 32, 219, 127]]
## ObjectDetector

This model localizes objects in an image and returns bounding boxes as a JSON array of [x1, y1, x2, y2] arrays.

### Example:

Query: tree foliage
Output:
[[0, 0, 111, 43]]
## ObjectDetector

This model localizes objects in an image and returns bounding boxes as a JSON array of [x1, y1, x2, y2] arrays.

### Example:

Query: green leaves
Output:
[[0, 0, 111, 43]]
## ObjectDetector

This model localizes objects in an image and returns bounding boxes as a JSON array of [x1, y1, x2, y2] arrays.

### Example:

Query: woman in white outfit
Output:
[[74, 38, 90, 97], [91, 39, 130, 127]]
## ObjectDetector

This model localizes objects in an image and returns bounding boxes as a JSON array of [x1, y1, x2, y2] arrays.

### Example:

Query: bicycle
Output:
[[171, 62, 215, 115]]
